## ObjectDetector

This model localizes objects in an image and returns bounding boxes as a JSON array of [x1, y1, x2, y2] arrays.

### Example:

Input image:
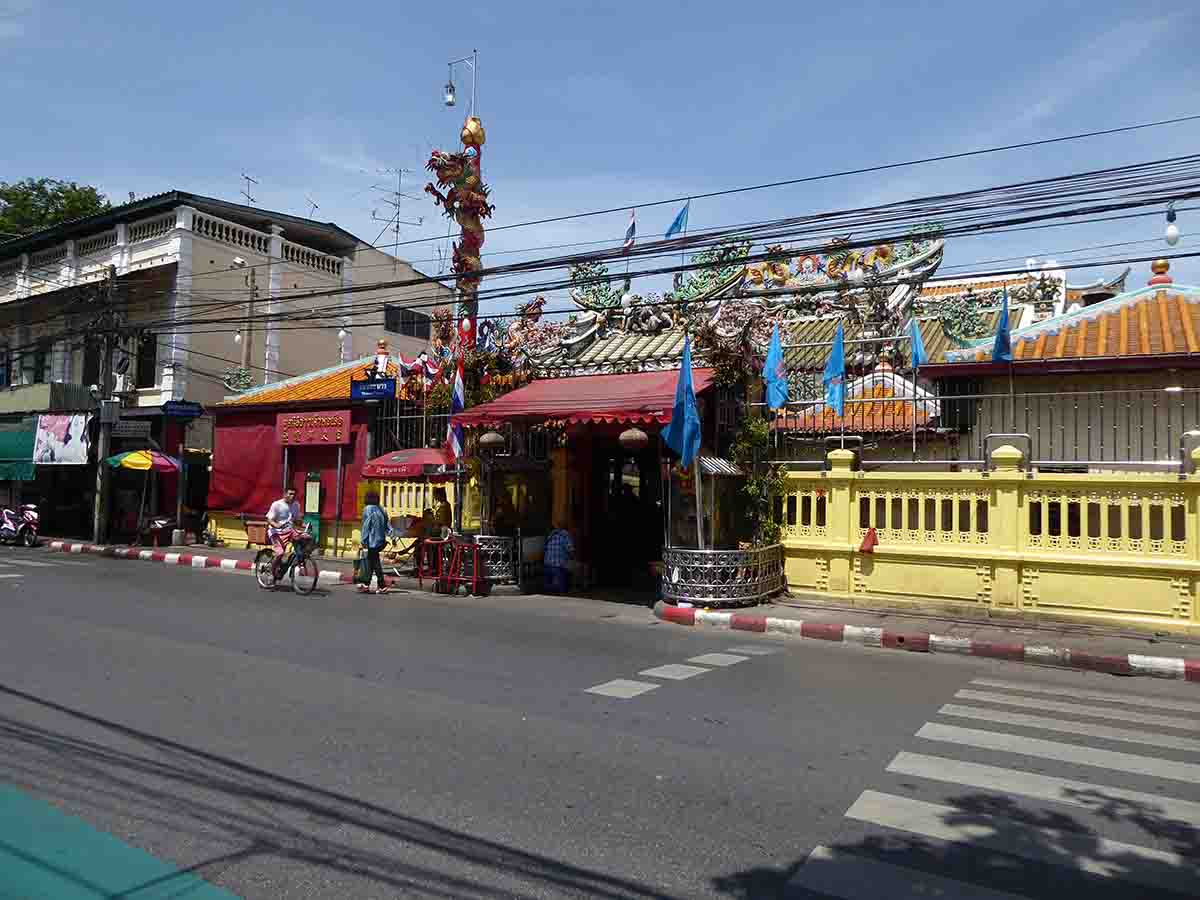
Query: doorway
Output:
[[587, 437, 662, 590]]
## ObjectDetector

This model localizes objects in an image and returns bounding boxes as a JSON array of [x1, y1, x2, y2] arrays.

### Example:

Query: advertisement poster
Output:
[[33, 414, 93, 465]]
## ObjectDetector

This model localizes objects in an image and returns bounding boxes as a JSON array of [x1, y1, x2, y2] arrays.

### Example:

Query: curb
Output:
[[653, 602, 1200, 683], [45, 540, 384, 587]]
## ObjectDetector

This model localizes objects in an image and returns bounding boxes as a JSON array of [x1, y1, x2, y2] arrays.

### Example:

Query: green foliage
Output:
[[729, 414, 787, 547], [0, 178, 110, 238], [692, 321, 755, 389], [223, 366, 254, 392]]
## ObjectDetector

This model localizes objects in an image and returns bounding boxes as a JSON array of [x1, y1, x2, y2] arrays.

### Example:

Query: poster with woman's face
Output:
[[33, 414, 92, 465]]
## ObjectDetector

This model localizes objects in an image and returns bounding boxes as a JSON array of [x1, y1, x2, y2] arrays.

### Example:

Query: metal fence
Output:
[[767, 376, 1200, 470], [661, 544, 786, 608]]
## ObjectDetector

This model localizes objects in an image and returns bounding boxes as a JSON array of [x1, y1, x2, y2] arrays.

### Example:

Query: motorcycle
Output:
[[0, 503, 39, 547]]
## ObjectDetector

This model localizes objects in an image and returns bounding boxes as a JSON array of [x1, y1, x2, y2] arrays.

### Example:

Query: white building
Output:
[[0, 191, 451, 438]]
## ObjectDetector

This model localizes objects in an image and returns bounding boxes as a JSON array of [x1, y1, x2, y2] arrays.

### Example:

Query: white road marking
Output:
[[686, 653, 748, 667], [724, 645, 778, 655], [939, 703, 1200, 753], [584, 679, 660, 699], [970, 677, 1200, 714], [0, 573, 22, 579], [917, 722, 1200, 784], [638, 663, 710, 680], [955, 689, 1199, 732], [846, 790, 1193, 896], [887, 752, 1200, 827], [789, 845, 1032, 900], [0, 559, 58, 568]]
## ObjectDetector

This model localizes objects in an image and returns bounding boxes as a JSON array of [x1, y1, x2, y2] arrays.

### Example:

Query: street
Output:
[[0, 549, 1197, 898]]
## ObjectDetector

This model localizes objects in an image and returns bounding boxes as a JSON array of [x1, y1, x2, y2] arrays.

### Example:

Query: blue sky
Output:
[[4, 0, 1199, 314]]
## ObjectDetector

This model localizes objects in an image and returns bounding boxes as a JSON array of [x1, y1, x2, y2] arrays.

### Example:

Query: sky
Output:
[[3, 0, 1200, 319]]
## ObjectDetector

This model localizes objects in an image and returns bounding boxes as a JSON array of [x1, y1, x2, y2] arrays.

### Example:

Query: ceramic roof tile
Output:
[[218, 356, 398, 406]]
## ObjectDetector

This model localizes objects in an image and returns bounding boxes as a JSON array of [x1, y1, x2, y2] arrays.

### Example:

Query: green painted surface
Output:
[[0, 785, 239, 899]]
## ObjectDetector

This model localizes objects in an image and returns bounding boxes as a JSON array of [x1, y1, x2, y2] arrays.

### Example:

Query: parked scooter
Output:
[[0, 503, 39, 547]]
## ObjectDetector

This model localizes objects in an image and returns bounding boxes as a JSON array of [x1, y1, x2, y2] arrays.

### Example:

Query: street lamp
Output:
[[443, 50, 478, 116], [1166, 202, 1181, 247]]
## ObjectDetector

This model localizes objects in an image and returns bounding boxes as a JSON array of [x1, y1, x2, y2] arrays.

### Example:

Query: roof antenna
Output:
[[305, 195, 320, 218], [240, 173, 258, 206]]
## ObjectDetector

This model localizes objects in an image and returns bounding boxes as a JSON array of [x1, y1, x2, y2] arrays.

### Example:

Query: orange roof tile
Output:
[[774, 382, 935, 434], [944, 288, 1200, 364], [218, 357, 401, 406]]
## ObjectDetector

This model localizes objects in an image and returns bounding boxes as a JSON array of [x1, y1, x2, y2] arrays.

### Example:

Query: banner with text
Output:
[[276, 410, 352, 446]]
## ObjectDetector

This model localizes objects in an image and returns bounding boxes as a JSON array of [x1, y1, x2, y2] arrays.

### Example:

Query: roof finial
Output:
[[1149, 258, 1173, 287]]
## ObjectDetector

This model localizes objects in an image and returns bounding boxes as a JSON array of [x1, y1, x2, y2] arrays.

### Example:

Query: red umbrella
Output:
[[361, 448, 454, 480]]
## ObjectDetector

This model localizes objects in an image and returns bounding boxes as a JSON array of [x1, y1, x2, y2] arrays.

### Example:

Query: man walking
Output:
[[359, 491, 390, 595]]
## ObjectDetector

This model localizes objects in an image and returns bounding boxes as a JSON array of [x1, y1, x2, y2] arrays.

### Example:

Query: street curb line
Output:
[[653, 601, 1200, 683], [44, 540, 392, 587]]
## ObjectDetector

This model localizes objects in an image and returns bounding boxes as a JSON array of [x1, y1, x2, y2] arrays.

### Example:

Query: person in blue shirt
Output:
[[543, 522, 575, 594], [359, 491, 390, 594]]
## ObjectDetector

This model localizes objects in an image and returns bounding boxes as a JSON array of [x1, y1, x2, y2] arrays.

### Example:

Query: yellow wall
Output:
[[781, 446, 1200, 635]]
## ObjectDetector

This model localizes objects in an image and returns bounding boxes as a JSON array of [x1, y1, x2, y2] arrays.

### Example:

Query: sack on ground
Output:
[[354, 550, 371, 585]]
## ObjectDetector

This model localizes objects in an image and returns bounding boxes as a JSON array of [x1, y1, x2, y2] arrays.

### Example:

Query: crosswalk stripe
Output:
[[970, 677, 1200, 714], [0, 573, 22, 579], [955, 689, 1199, 732], [917, 722, 1200, 784], [887, 752, 1200, 827], [939, 703, 1200, 753], [1, 559, 60, 568], [846, 790, 1193, 896], [788, 844, 1033, 900]]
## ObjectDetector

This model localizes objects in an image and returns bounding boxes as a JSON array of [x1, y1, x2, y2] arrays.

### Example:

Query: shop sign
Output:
[[276, 410, 351, 446], [163, 400, 205, 419], [112, 420, 152, 438], [350, 377, 396, 401]]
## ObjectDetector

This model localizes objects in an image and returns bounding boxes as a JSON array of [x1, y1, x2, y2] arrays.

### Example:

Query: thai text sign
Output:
[[276, 410, 351, 446]]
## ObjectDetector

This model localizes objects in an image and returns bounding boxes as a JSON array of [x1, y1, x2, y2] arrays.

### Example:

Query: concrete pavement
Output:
[[1, 548, 1198, 897]]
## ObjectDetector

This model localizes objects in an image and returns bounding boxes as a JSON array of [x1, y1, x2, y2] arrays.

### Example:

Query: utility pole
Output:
[[239, 267, 257, 371], [92, 266, 117, 544]]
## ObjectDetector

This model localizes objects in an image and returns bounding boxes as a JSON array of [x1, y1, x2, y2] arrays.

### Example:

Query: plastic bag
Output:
[[354, 550, 371, 585]]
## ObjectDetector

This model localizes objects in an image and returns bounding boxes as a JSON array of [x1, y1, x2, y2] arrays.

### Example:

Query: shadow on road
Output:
[[711, 787, 1199, 899], [0, 682, 685, 900]]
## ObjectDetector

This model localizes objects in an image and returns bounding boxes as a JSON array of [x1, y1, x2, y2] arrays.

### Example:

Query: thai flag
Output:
[[622, 209, 636, 253], [445, 357, 465, 460]]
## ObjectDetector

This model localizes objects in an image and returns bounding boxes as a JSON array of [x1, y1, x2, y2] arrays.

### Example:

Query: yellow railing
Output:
[[781, 446, 1200, 635]]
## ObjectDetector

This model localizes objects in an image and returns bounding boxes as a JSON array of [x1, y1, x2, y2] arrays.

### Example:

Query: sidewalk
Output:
[[654, 599, 1200, 683]]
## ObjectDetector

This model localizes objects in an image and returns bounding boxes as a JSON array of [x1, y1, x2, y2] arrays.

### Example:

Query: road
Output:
[[0, 547, 1197, 898]]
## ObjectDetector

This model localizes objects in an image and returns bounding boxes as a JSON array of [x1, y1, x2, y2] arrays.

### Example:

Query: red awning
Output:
[[454, 368, 715, 427], [361, 447, 454, 480]]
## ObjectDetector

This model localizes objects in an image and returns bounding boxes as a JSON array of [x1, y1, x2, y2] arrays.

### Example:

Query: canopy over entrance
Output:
[[453, 368, 715, 428], [361, 447, 454, 480]]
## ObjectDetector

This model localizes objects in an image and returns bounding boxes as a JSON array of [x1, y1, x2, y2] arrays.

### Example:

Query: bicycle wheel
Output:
[[254, 549, 276, 589], [291, 556, 319, 595]]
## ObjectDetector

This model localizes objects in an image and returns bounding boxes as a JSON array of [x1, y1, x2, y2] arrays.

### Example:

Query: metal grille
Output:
[[661, 544, 785, 607]]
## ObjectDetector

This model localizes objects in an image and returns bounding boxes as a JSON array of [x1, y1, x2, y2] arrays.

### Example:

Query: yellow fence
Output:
[[781, 446, 1200, 635]]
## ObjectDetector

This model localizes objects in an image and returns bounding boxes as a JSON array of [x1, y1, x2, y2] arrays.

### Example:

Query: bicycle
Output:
[[254, 526, 319, 594]]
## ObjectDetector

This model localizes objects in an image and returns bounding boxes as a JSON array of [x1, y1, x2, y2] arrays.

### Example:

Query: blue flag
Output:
[[823, 323, 846, 416], [992, 286, 1013, 362], [907, 318, 929, 369], [664, 336, 702, 467], [665, 200, 690, 239], [764, 323, 788, 410]]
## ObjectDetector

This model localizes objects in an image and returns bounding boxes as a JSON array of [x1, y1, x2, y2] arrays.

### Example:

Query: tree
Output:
[[0, 178, 111, 239]]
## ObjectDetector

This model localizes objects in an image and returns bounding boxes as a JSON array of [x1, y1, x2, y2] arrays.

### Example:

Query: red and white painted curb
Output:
[[654, 602, 1200, 683], [46, 540, 367, 586]]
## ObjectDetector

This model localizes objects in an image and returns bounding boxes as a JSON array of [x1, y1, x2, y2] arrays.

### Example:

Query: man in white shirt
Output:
[[266, 488, 302, 557]]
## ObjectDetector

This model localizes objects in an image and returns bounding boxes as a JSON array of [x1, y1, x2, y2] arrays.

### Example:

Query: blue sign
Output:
[[351, 378, 396, 401], [163, 400, 205, 419]]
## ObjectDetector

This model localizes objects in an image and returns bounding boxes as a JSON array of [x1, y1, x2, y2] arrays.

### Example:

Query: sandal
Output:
[[356, 585, 370, 594], [376, 587, 390, 594]]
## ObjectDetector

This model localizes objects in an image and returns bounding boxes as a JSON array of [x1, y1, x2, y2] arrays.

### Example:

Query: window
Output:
[[136, 331, 158, 389], [384, 305, 431, 341], [0, 348, 8, 388], [31, 336, 50, 381], [82, 341, 100, 389]]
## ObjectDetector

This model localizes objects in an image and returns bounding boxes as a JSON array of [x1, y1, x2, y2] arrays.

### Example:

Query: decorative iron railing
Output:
[[661, 544, 785, 607]]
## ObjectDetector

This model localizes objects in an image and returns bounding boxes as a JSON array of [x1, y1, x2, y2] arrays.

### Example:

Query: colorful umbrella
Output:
[[106, 450, 180, 472]]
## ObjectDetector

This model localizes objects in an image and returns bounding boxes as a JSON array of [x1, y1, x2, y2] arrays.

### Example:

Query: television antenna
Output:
[[240, 173, 258, 206], [369, 167, 424, 271]]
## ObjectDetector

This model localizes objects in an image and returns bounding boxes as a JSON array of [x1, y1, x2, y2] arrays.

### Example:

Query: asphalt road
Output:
[[0, 548, 1197, 899]]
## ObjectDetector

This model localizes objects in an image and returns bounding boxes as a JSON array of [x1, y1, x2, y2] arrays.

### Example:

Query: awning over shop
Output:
[[0, 422, 36, 481], [362, 448, 453, 480], [454, 368, 715, 427]]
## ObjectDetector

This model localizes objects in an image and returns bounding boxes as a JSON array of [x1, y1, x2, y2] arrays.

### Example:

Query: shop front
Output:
[[453, 368, 716, 592]]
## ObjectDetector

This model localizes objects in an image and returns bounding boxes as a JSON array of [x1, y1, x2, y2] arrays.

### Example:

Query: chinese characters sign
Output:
[[276, 410, 351, 446]]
